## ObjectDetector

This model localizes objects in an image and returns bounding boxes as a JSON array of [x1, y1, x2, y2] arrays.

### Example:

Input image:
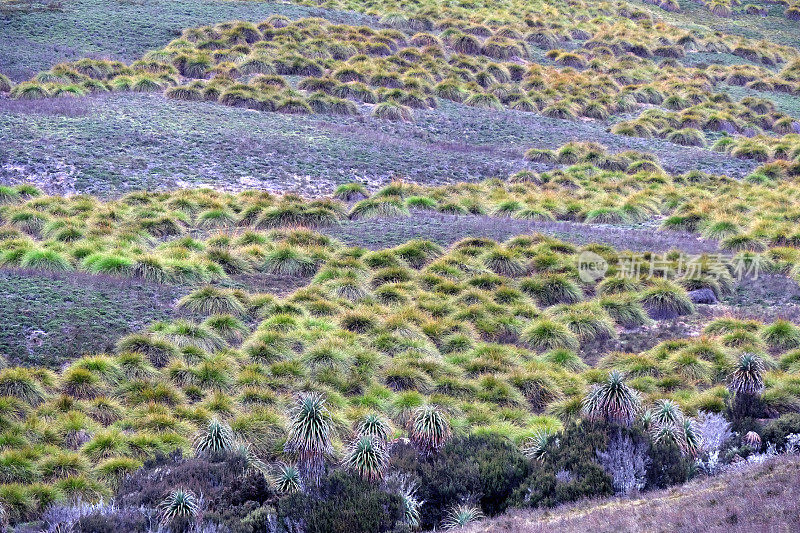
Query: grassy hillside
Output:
[[462, 455, 800, 532], [1, 0, 800, 530]]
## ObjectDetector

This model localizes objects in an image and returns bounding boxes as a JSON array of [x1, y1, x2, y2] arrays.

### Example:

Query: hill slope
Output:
[[463, 456, 800, 532]]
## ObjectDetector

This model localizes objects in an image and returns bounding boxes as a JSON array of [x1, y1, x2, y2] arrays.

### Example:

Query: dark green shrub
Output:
[[389, 434, 530, 529], [275, 470, 404, 533], [511, 421, 613, 508], [116, 450, 272, 521], [646, 439, 690, 490], [762, 413, 800, 450]]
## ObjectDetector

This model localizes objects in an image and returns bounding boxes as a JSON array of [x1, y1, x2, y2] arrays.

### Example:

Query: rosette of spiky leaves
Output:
[[680, 417, 700, 457], [640, 408, 653, 431], [234, 442, 268, 475], [357, 413, 391, 442], [729, 353, 765, 395], [158, 488, 200, 526], [402, 490, 423, 529], [409, 405, 451, 455], [401, 483, 422, 529], [649, 399, 684, 428], [284, 392, 333, 486], [582, 371, 641, 426], [652, 422, 681, 447], [194, 417, 236, 455], [272, 462, 302, 494], [442, 504, 483, 530], [343, 435, 387, 481], [385, 473, 423, 530], [522, 428, 559, 462]]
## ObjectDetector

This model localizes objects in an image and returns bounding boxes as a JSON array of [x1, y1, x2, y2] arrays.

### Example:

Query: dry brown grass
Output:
[[461, 456, 800, 532]]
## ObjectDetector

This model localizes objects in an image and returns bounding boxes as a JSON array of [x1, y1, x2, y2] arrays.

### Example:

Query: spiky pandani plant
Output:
[[409, 405, 451, 455], [194, 417, 236, 454], [646, 399, 700, 457], [385, 473, 423, 530], [284, 392, 333, 486], [357, 413, 391, 441], [640, 408, 653, 431], [522, 428, 560, 462], [343, 435, 388, 481], [234, 442, 269, 475], [272, 462, 303, 494], [582, 371, 641, 426], [680, 417, 701, 457], [652, 422, 682, 448], [158, 488, 200, 526], [442, 504, 483, 530], [729, 353, 765, 395], [649, 399, 684, 428]]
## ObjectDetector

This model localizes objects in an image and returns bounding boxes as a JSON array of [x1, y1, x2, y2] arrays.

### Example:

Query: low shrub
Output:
[[274, 470, 404, 533], [762, 413, 800, 451], [512, 421, 613, 508], [646, 439, 691, 489], [390, 434, 530, 529]]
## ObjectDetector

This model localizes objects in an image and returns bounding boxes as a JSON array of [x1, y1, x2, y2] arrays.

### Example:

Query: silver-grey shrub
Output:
[[595, 427, 650, 495], [695, 411, 733, 454]]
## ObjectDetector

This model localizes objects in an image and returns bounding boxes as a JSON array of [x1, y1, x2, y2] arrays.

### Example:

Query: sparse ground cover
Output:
[[326, 212, 719, 252], [0, 93, 758, 196], [0, 269, 182, 367], [0, 0, 378, 81], [634, 0, 800, 48]]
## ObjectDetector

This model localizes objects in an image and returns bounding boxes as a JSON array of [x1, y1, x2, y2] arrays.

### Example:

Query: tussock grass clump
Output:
[[116, 334, 178, 368], [10, 82, 50, 99], [522, 318, 579, 352], [551, 304, 617, 342], [19, 249, 72, 272], [761, 320, 800, 351], [178, 286, 246, 316], [639, 280, 694, 319], [0, 368, 47, 406], [334, 183, 368, 201], [520, 274, 582, 307], [666, 128, 706, 147], [264, 247, 318, 277], [484, 249, 526, 277], [349, 197, 409, 220], [0, 73, 12, 93], [371, 101, 414, 121]]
